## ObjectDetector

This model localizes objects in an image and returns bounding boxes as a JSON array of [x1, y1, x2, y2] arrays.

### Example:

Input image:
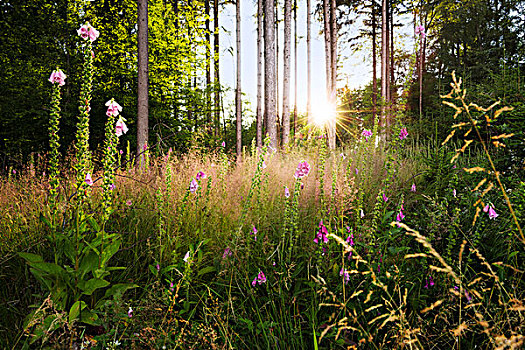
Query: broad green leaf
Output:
[[197, 266, 216, 277], [18, 252, 43, 263], [78, 278, 110, 295]]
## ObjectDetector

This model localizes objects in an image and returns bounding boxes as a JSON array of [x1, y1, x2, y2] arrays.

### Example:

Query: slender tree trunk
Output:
[[323, 0, 332, 103], [275, 0, 280, 132], [328, 0, 337, 149], [372, 0, 377, 120], [419, 33, 426, 121], [390, 5, 394, 106], [236, 0, 242, 159], [214, 0, 220, 136], [306, 0, 311, 126], [282, 0, 291, 146], [256, 0, 264, 148], [293, 0, 298, 141], [265, 0, 277, 148], [137, 0, 149, 165], [205, 0, 211, 126], [381, 0, 387, 135]]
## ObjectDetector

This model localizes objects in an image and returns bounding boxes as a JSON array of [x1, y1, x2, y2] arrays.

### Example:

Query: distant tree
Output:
[[137, 0, 149, 165], [265, 0, 277, 148], [282, 0, 292, 145], [235, 0, 242, 158]]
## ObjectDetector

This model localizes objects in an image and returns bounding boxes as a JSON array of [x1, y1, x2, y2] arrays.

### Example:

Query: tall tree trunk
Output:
[[256, 0, 264, 148], [372, 0, 377, 120], [137, 0, 149, 165], [390, 5, 394, 107], [205, 0, 211, 126], [265, 0, 277, 148], [214, 0, 220, 136], [275, 0, 280, 132], [323, 0, 332, 104], [381, 0, 387, 135], [282, 0, 291, 146], [293, 0, 298, 141], [328, 0, 337, 149], [306, 0, 311, 126], [236, 0, 242, 159]]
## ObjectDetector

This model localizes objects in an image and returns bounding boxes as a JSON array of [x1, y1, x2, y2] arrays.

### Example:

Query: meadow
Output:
[[1, 78, 524, 348]]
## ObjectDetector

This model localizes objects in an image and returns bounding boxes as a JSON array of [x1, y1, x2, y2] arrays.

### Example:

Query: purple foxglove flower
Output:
[[429, 275, 434, 287], [339, 268, 350, 284], [170, 282, 174, 292], [126, 200, 132, 206], [488, 205, 498, 219], [453, 189, 457, 197], [284, 186, 290, 198], [294, 161, 311, 179], [156, 264, 160, 271], [77, 22, 100, 42], [415, 24, 426, 38], [105, 99, 123, 117], [340, 153, 346, 160], [262, 161, 267, 169], [251, 277, 257, 287], [257, 271, 266, 284], [85, 173, 93, 186], [48, 68, 67, 86], [222, 247, 232, 259], [115, 117, 128, 137], [221, 141, 226, 147], [109, 183, 116, 191], [361, 129, 373, 141], [399, 128, 408, 140], [189, 178, 198, 193], [382, 193, 388, 202], [411, 183, 416, 192], [396, 210, 405, 221], [183, 251, 190, 262], [128, 307, 133, 318], [360, 209, 364, 218], [196, 171, 207, 180]]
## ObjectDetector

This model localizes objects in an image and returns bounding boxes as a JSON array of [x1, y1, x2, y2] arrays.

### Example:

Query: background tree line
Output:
[[0, 0, 523, 171]]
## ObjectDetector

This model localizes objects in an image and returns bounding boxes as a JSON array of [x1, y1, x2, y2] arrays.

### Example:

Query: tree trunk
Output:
[[256, 0, 264, 148], [265, 0, 277, 148], [381, 0, 387, 135], [306, 0, 311, 126], [236, 0, 242, 159], [205, 0, 211, 126], [275, 0, 280, 132], [293, 0, 298, 141], [372, 0, 377, 120], [282, 0, 291, 146], [137, 0, 149, 166], [323, 0, 332, 103], [328, 0, 337, 149], [214, 0, 220, 136]]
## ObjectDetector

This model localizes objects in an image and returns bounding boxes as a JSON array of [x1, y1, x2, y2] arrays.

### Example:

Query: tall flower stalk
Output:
[[48, 67, 66, 222], [75, 23, 98, 202]]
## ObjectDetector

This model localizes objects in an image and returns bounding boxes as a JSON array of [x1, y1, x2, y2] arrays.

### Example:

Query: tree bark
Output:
[[137, 0, 149, 166], [381, 0, 387, 135], [282, 0, 291, 146], [214, 0, 220, 136], [205, 0, 211, 126], [293, 0, 298, 141], [236, 0, 242, 159], [265, 0, 277, 148], [306, 0, 311, 126], [328, 0, 337, 149], [372, 0, 377, 120], [256, 0, 264, 148]]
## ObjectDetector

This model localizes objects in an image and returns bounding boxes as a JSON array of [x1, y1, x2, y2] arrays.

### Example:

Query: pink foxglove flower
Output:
[[262, 161, 267, 169], [126, 200, 132, 206], [48, 68, 67, 86], [360, 209, 365, 218], [115, 117, 128, 137], [183, 251, 190, 262], [109, 183, 115, 191], [453, 189, 457, 197], [221, 141, 226, 147], [105, 99, 122, 117], [314, 220, 329, 244], [222, 247, 232, 259], [196, 171, 207, 180], [156, 264, 160, 271], [411, 183, 417, 192], [488, 205, 498, 219], [339, 268, 350, 284], [399, 128, 408, 140], [382, 193, 389, 202], [284, 186, 290, 198], [252, 226, 258, 241], [128, 307, 133, 318], [85, 173, 93, 186], [251, 270, 267, 286], [189, 178, 198, 193], [362, 129, 373, 141], [340, 153, 346, 160], [396, 210, 405, 221], [77, 23, 100, 42], [415, 25, 426, 38], [294, 161, 311, 179]]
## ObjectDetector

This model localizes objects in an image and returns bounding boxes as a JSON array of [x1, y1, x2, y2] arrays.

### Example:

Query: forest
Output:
[[0, 0, 524, 348]]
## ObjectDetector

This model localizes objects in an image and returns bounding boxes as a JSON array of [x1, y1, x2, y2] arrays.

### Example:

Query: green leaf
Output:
[[100, 239, 121, 267], [39, 213, 52, 229], [197, 266, 216, 277], [69, 300, 88, 324], [78, 251, 99, 279], [87, 215, 100, 232], [78, 278, 110, 295], [102, 283, 138, 301], [18, 252, 43, 263], [30, 262, 66, 276]]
